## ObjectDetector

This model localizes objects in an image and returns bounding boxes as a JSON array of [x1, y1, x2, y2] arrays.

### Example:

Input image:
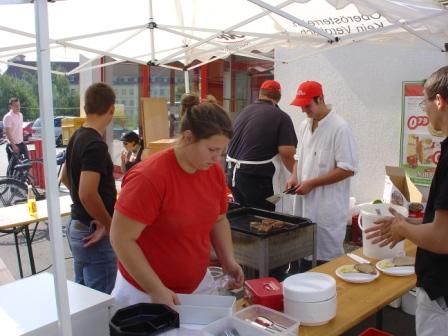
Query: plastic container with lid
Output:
[[175, 294, 235, 325], [244, 277, 283, 311], [234, 304, 300, 334], [283, 272, 337, 326]]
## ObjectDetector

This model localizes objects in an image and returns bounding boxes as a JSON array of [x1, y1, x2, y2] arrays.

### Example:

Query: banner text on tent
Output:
[[293, 13, 386, 36]]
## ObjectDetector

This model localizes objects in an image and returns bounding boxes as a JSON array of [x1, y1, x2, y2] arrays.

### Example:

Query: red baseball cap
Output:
[[260, 80, 281, 92], [290, 81, 323, 106]]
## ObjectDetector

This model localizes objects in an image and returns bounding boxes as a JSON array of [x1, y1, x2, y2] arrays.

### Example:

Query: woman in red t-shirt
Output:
[[110, 102, 244, 308]]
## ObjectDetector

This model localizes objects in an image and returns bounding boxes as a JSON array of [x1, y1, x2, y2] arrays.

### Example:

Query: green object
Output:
[[372, 199, 383, 204]]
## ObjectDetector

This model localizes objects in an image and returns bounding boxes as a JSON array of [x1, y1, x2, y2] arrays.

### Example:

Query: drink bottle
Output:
[[27, 185, 37, 217]]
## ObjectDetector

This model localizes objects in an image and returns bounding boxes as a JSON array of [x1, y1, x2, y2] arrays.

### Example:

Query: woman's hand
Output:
[[222, 259, 244, 289], [150, 285, 180, 308], [365, 207, 406, 248]]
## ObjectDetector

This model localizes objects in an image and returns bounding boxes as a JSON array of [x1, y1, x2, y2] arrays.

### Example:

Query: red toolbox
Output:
[[244, 277, 283, 311]]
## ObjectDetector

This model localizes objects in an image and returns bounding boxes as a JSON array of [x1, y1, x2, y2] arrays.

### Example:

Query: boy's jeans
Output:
[[67, 218, 117, 294]]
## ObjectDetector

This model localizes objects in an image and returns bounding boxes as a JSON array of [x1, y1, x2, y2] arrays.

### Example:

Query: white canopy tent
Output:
[[1, 0, 448, 74], [1, 1, 448, 335]]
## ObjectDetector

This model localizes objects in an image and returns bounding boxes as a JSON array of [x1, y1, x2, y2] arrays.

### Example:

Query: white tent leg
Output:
[[184, 70, 190, 93], [34, 1, 72, 336], [149, 0, 156, 63]]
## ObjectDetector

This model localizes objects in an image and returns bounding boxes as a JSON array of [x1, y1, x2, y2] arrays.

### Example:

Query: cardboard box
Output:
[[146, 138, 176, 155], [382, 166, 423, 208]]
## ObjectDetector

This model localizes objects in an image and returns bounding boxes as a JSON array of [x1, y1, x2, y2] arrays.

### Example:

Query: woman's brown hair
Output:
[[180, 102, 232, 141], [180, 93, 200, 118]]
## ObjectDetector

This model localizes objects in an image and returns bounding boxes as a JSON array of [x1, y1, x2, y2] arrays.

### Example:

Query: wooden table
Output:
[[0, 195, 72, 277], [235, 242, 417, 336], [298, 241, 417, 336]]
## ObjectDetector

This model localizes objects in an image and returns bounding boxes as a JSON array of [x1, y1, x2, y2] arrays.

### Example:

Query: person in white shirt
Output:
[[3, 97, 29, 174], [287, 81, 358, 271]]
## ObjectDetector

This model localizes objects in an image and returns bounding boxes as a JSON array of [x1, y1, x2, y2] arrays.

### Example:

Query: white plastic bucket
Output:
[[402, 288, 417, 316], [357, 203, 408, 260]]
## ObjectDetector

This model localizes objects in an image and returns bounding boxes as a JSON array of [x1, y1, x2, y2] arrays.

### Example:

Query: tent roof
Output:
[[0, 0, 447, 74]]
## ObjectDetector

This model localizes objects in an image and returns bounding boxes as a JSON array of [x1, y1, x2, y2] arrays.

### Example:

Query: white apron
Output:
[[111, 269, 216, 310], [226, 154, 292, 213]]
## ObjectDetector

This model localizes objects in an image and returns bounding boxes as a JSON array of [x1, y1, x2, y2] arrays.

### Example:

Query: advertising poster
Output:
[[400, 82, 444, 186]]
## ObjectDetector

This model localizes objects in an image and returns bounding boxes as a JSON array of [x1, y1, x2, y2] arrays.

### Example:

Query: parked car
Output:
[[23, 121, 34, 141], [32, 116, 64, 147]]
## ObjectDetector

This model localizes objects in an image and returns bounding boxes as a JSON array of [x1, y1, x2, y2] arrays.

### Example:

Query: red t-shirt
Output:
[[115, 148, 228, 293]]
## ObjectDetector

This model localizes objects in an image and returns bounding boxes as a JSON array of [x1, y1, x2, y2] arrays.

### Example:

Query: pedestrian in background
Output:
[[120, 131, 147, 174], [3, 97, 29, 174]]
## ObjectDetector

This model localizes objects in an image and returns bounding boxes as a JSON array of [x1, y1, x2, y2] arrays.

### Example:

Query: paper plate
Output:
[[335, 265, 380, 283], [376, 259, 415, 276]]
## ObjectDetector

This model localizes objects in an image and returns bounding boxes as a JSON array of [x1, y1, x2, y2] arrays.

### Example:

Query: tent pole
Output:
[[184, 70, 190, 93], [69, 27, 147, 75], [158, 23, 279, 39], [338, 11, 448, 45], [247, 0, 335, 42], [0, 60, 65, 75], [149, 0, 156, 63], [188, 56, 222, 71], [160, 36, 265, 66], [0, 42, 36, 53], [34, 1, 72, 336], [156, 0, 295, 65], [59, 41, 148, 65], [401, 25, 445, 51]]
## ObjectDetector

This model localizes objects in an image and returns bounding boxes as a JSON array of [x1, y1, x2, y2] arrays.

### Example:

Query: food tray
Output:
[[234, 304, 300, 334], [227, 207, 312, 237], [110, 303, 179, 336]]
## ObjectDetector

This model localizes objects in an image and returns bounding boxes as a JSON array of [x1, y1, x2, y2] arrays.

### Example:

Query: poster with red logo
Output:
[[400, 82, 443, 186]]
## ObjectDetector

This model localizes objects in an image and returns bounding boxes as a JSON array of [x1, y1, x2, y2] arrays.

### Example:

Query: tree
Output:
[[0, 68, 80, 121], [51, 69, 80, 117], [0, 74, 39, 121]]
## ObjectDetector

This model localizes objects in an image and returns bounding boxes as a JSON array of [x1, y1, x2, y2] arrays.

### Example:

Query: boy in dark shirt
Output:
[[60, 83, 117, 294], [367, 66, 448, 335]]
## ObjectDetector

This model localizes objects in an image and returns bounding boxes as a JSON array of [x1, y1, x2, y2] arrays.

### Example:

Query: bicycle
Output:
[[0, 177, 28, 207], [5, 145, 45, 202]]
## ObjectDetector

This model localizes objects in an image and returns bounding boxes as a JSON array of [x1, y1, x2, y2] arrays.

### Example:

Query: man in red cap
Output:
[[287, 80, 358, 271], [226, 79, 297, 212]]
